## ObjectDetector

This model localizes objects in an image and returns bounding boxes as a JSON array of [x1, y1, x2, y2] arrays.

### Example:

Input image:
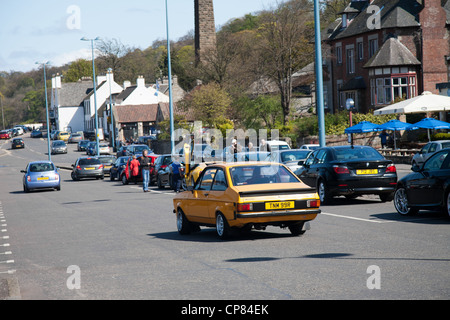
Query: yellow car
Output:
[[173, 162, 320, 239], [57, 131, 70, 142]]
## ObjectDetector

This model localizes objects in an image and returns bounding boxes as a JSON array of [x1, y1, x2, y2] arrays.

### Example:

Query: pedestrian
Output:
[[139, 149, 151, 192], [379, 130, 389, 149], [170, 156, 182, 193], [130, 155, 140, 184]]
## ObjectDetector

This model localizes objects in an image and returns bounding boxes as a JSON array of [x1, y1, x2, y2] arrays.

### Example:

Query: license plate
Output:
[[356, 169, 378, 175], [37, 177, 49, 181], [265, 201, 294, 210], [85, 167, 95, 170]]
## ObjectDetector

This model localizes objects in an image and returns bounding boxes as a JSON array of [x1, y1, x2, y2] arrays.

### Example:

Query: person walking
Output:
[[130, 155, 140, 184], [170, 156, 182, 193], [139, 149, 151, 192]]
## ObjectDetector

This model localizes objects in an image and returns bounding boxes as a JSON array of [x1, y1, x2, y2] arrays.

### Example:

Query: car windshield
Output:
[[53, 141, 65, 146], [281, 150, 310, 162], [229, 165, 299, 186], [134, 145, 149, 153], [78, 158, 101, 166], [334, 147, 383, 161], [29, 163, 55, 172]]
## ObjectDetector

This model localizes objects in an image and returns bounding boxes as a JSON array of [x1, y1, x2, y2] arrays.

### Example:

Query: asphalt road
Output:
[[0, 134, 449, 302]]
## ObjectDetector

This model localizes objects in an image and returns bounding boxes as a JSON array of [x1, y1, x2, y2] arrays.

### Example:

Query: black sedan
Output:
[[11, 138, 25, 149], [295, 145, 397, 204], [394, 148, 450, 216]]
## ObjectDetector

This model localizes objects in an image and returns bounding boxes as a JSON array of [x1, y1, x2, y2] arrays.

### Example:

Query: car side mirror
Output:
[[411, 164, 421, 172], [298, 160, 304, 166], [71, 164, 75, 167], [20, 170, 26, 173]]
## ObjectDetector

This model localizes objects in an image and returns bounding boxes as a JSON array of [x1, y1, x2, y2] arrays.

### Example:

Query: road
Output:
[[0, 134, 449, 302]]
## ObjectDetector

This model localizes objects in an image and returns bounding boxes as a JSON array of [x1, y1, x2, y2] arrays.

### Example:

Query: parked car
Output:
[[11, 138, 25, 149], [121, 154, 159, 185], [155, 154, 174, 188], [411, 140, 450, 166], [57, 131, 70, 142], [137, 135, 156, 146], [0, 130, 11, 139], [97, 155, 116, 176], [295, 145, 397, 204], [30, 130, 42, 138], [126, 144, 152, 156], [21, 161, 60, 192], [266, 149, 312, 172], [51, 140, 68, 155], [98, 143, 111, 155], [13, 126, 24, 135], [68, 133, 83, 143], [263, 140, 291, 152], [77, 140, 90, 151], [395, 148, 450, 216], [86, 142, 97, 155], [71, 157, 104, 181], [300, 144, 320, 151], [110, 156, 130, 181], [116, 145, 128, 157], [173, 162, 320, 239]]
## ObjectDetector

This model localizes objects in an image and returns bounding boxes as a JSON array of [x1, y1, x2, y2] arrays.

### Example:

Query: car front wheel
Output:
[[177, 209, 191, 235], [394, 187, 417, 216]]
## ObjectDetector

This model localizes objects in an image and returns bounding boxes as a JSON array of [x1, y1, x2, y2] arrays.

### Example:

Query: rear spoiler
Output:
[[238, 187, 316, 197]]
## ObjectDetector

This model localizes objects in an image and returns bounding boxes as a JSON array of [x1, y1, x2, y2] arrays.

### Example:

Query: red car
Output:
[[0, 130, 11, 139], [120, 154, 160, 185]]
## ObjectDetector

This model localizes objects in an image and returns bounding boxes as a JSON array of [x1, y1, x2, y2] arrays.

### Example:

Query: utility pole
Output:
[[0, 92, 4, 130]]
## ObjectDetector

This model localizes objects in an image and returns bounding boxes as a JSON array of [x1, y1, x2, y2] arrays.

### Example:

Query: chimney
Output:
[[123, 81, 131, 90], [137, 75, 145, 88], [97, 75, 107, 84]]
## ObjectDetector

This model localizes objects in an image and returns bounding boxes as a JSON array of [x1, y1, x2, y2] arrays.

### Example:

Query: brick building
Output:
[[324, 0, 450, 114]]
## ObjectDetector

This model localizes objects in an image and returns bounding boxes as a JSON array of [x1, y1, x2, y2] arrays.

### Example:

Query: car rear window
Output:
[[334, 148, 383, 161], [78, 158, 101, 165], [441, 142, 450, 149], [230, 165, 299, 186], [99, 157, 115, 164], [29, 163, 55, 172]]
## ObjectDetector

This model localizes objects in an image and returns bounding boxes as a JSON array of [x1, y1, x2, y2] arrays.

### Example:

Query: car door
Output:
[[185, 168, 217, 224], [297, 150, 319, 187], [305, 149, 328, 186], [408, 150, 450, 206], [208, 168, 234, 222]]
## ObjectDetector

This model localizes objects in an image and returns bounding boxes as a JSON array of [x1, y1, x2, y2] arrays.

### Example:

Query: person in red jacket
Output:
[[130, 155, 140, 184]]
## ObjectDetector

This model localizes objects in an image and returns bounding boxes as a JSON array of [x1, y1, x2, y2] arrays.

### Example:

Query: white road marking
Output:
[[321, 212, 392, 224]]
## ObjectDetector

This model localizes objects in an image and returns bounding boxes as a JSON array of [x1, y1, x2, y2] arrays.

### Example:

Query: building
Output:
[[325, 0, 450, 114]]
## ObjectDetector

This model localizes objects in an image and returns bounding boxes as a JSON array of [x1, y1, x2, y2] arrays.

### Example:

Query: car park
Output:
[[295, 145, 397, 204], [77, 140, 90, 151], [51, 140, 68, 155], [411, 140, 450, 166], [110, 156, 130, 181], [11, 138, 25, 149], [173, 162, 320, 239], [21, 161, 60, 192], [266, 149, 311, 172], [394, 148, 450, 216], [0, 130, 11, 139], [71, 157, 104, 181], [97, 155, 116, 176]]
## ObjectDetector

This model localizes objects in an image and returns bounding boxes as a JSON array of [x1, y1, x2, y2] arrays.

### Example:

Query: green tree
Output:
[[64, 59, 93, 82], [22, 90, 45, 122]]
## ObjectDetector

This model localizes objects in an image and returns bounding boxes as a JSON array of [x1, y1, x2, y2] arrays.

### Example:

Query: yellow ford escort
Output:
[[173, 162, 320, 239]]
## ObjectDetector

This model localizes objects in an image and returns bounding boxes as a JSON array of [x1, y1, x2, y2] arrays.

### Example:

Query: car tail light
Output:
[[333, 165, 350, 174], [27, 176, 31, 182], [386, 164, 396, 173], [307, 200, 320, 208], [99, 165, 103, 169], [76, 165, 81, 170], [237, 203, 253, 212], [55, 174, 59, 181]]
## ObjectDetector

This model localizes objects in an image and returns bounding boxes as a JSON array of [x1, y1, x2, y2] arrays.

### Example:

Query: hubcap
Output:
[[216, 215, 224, 236], [177, 211, 183, 231], [447, 193, 450, 217], [318, 182, 325, 202], [394, 188, 409, 214]]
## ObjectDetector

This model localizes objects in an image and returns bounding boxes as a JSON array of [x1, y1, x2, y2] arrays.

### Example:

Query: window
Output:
[[371, 74, 417, 105], [369, 38, 378, 57], [424, 151, 449, 171], [357, 41, 364, 60], [336, 44, 342, 64], [346, 48, 355, 74], [211, 169, 227, 191], [195, 168, 217, 191]]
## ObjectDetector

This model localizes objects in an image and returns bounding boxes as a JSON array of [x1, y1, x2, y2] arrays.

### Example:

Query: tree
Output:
[[64, 59, 93, 83], [255, 0, 315, 124]]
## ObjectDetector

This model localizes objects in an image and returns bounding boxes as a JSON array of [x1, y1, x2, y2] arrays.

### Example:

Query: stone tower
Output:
[[194, 0, 217, 64]]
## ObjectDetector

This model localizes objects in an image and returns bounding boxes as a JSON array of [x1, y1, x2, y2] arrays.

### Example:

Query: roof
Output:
[[328, 0, 422, 41], [115, 104, 160, 123], [58, 81, 93, 107], [364, 36, 421, 68]]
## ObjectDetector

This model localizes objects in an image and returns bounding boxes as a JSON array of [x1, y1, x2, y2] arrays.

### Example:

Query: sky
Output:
[[0, 0, 278, 73]]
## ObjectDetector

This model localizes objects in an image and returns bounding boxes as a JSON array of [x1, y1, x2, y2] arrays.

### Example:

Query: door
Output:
[[297, 150, 319, 187], [185, 168, 217, 224], [408, 150, 450, 206]]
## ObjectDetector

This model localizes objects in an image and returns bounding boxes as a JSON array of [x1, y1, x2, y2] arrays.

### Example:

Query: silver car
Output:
[[51, 140, 68, 155], [411, 140, 450, 166]]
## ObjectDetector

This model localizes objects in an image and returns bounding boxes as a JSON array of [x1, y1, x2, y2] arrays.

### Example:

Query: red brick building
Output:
[[324, 0, 450, 114]]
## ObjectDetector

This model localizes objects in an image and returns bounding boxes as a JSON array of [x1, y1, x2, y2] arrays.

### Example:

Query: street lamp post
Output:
[[165, 0, 175, 154], [107, 68, 115, 150], [81, 36, 101, 156], [36, 61, 52, 162]]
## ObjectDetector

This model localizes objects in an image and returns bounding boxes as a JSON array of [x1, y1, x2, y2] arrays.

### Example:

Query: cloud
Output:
[[50, 48, 95, 67]]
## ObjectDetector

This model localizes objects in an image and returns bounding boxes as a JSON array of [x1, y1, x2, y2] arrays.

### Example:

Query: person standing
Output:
[[379, 130, 389, 149], [130, 155, 140, 184], [170, 156, 182, 193], [139, 149, 151, 192]]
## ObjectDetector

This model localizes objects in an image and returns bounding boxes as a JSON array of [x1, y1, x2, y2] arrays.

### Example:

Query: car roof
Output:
[[28, 160, 54, 165], [206, 161, 286, 169]]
